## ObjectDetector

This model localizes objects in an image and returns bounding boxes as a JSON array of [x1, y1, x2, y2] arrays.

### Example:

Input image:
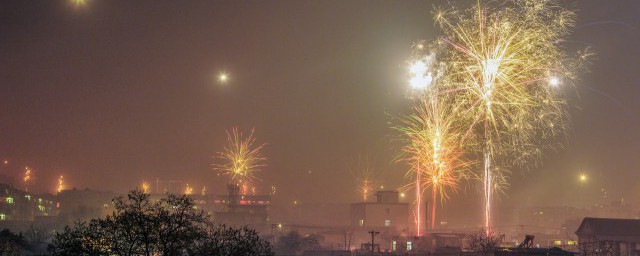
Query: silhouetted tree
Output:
[[190, 225, 272, 256], [275, 231, 322, 255], [48, 190, 273, 256], [24, 224, 52, 244], [0, 229, 25, 256]]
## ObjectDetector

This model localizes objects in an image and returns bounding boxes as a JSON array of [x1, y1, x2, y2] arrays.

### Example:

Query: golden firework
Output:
[[214, 128, 266, 190], [350, 155, 379, 202], [398, 96, 471, 232], [57, 176, 65, 194], [141, 181, 150, 194], [184, 184, 193, 195], [23, 167, 32, 191], [411, 0, 588, 231]]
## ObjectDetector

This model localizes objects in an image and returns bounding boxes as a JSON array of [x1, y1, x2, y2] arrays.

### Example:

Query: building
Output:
[[211, 184, 270, 227], [350, 190, 409, 230], [0, 183, 36, 222], [388, 232, 467, 254], [350, 190, 409, 252], [576, 217, 640, 256]]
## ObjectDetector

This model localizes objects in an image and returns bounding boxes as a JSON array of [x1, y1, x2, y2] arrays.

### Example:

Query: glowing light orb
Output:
[[579, 174, 587, 183], [218, 72, 229, 84]]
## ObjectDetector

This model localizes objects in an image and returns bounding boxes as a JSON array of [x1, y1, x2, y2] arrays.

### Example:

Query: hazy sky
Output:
[[0, 0, 638, 215]]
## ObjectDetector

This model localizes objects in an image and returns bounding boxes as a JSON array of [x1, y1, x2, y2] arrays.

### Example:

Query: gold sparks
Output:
[[57, 176, 65, 194], [214, 128, 266, 189], [406, 0, 587, 231]]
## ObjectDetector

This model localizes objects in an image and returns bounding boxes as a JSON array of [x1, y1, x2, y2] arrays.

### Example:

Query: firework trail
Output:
[[213, 128, 266, 195], [412, 0, 588, 232], [349, 155, 379, 202], [23, 167, 32, 192], [57, 176, 65, 194]]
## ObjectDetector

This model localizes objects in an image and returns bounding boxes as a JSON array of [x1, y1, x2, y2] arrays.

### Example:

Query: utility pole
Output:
[[368, 230, 379, 255]]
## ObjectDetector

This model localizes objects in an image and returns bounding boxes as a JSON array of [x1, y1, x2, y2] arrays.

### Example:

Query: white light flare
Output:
[[409, 53, 438, 90], [549, 76, 561, 87]]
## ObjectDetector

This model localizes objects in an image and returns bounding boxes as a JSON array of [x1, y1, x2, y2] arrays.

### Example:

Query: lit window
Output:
[[0, 214, 5, 221], [5, 197, 13, 204], [25, 195, 31, 200], [385, 220, 391, 227], [392, 241, 396, 251], [359, 219, 364, 226], [407, 241, 412, 251], [554, 240, 562, 246]]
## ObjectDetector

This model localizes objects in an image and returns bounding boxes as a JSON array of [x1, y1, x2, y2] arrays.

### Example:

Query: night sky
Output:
[[0, 0, 639, 218]]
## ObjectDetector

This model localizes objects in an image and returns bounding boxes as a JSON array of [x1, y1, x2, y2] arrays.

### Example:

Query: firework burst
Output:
[[184, 184, 193, 195], [398, 96, 471, 234], [214, 128, 266, 193], [412, 0, 587, 231], [350, 155, 380, 202]]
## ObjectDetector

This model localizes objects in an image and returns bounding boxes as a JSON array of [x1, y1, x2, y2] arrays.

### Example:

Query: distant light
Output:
[[71, 0, 87, 7], [417, 44, 424, 50], [218, 72, 229, 84], [400, 193, 405, 198], [379, 185, 384, 189], [2, 160, 7, 165], [579, 174, 587, 183]]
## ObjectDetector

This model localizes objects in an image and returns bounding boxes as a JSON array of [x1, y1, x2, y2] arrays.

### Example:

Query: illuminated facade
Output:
[[0, 183, 56, 223]]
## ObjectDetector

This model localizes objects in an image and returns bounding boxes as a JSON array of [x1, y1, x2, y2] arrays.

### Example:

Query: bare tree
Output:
[[465, 230, 501, 256], [274, 231, 323, 255], [48, 190, 273, 256]]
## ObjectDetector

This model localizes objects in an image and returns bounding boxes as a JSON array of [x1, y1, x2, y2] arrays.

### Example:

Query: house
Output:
[[575, 217, 640, 256]]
